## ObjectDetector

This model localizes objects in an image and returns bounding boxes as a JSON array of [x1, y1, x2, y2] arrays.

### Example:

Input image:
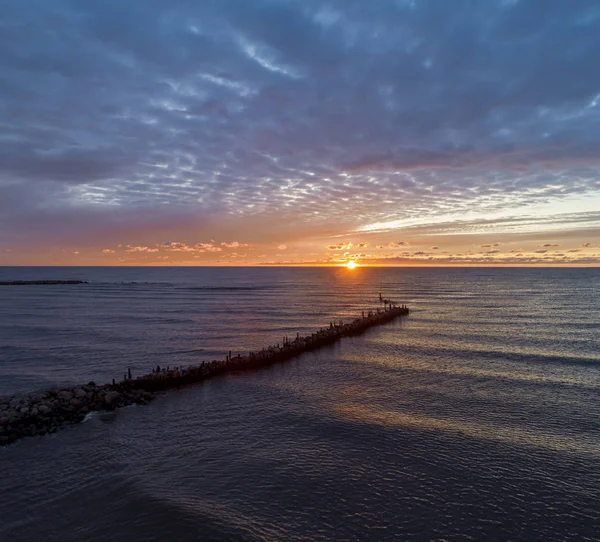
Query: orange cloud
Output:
[[126, 245, 159, 253], [327, 242, 353, 250], [221, 241, 249, 248]]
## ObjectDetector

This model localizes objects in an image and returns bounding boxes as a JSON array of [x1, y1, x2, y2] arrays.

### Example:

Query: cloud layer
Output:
[[1, 0, 599, 264]]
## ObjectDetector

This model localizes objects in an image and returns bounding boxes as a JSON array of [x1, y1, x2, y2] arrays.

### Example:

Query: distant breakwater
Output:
[[0, 280, 88, 286], [0, 301, 409, 446]]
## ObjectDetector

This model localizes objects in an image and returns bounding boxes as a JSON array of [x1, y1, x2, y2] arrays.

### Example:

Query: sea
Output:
[[0, 266, 599, 541]]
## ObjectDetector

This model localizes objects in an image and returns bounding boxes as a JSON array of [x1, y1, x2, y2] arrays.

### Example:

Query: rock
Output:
[[30, 407, 39, 417], [74, 388, 86, 398], [104, 391, 120, 407], [69, 398, 82, 408], [20, 407, 29, 415], [57, 391, 73, 401], [0, 417, 8, 426], [38, 405, 53, 415]]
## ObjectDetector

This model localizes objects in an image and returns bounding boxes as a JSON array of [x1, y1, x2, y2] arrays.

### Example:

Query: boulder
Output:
[[74, 388, 86, 398], [57, 391, 73, 402], [104, 391, 120, 407], [0, 417, 8, 426], [38, 405, 53, 415], [69, 398, 82, 408]]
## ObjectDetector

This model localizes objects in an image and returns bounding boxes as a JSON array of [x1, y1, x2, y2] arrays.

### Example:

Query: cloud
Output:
[[102, 248, 116, 254], [126, 245, 159, 253], [194, 242, 223, 252], [376, 242, 410, 249], [327, 242, 353, 250], [481, 243, 502, 248], [162, 242, 195, 252], [389, 242, 409, 249], [221, 241, 249, 248], [277, 244, 287, 250], [160, 241, 225, 253], [1, 0, 600, 263]]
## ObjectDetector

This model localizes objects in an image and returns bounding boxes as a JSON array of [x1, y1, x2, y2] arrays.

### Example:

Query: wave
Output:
[[390, 343, 600, 368], [175, 286, 273, 291]]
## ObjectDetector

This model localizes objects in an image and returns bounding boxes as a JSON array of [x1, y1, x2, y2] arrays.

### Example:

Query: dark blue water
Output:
[[1, 267, 599, 541]]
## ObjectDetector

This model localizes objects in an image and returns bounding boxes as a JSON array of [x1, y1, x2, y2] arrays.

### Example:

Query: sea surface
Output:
[[1, 266, 599, 541]]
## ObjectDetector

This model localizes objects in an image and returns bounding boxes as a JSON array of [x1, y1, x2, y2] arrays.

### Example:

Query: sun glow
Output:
[[346, 260, 357, 269]]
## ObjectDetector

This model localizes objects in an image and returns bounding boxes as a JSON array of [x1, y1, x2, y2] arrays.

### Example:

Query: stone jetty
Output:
[[0, 301, 409, 446], [0, 280, 88, 286]]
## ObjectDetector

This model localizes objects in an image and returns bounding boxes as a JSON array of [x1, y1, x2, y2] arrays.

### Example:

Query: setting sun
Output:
[[346, 261, 357, 269]]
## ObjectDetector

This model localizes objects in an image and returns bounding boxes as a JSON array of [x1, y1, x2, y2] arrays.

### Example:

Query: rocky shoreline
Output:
[[1, 302, 409, 447], [0, 384, 155, 446]]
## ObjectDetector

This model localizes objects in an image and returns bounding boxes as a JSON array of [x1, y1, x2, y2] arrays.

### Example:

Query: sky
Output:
[[1, 0, 599, 266]]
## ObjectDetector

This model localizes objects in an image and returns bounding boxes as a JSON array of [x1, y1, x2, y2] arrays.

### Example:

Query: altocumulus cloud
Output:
[[1, 0, 600, 258]]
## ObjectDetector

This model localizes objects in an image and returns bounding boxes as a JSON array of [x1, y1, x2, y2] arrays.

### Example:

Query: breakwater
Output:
[[0, 280, 88, 286], [0, 301, 409, 446]]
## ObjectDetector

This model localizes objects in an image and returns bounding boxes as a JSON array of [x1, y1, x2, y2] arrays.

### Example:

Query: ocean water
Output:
[[1, 266, 599, 541]]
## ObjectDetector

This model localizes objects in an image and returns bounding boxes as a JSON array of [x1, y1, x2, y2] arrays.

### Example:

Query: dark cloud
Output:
[[1, 0, 600, 252]]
